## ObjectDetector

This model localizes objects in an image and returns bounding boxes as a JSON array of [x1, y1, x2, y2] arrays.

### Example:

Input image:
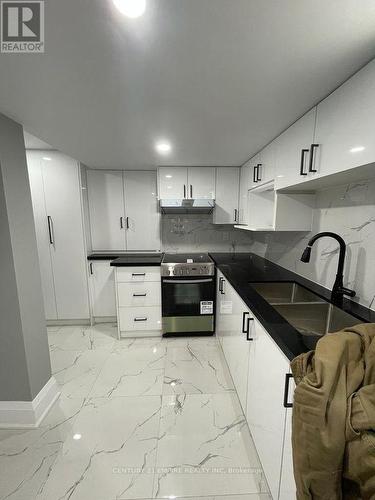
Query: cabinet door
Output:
[[279, 400, 296, 499], [87, 170, 125, 251], [314, 60, 375, 177], [275, 108, 316, 190], [187, 167, 215, 199], [246, 318, 290, 500], [258, 142, 276, 185], [213, 167, 240, 224], [238, 163, 250, 225], [42, 154, 90, 320], [216, 271, 225, 345], [221, 280, 251, 413], [123, 171, 160, 251], [89, 261, 116, 317], [27, 152, 57, 320], [249, 154, 260, 189], [158, 167, 187, 199]]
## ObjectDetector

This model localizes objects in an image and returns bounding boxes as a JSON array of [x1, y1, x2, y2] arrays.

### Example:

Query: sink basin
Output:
[[250, 281, 362, 348]]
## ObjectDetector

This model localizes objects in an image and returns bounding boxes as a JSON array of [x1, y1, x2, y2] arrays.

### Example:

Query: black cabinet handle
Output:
[[133, 293, 147, 297], [183, 185, 186, 198], [220, 279, 225, 294], [300, 149, 309, 176], [234, 208, 238, 223], [246, 317, 254, 341], [190, 185, 193, 198], [283, 373, 294, 408], [120, 217, 124, 229], [134, 317, 147, 322], [253, 166, 258, 183], [132, 273, 146, 276], [219, 277, 223, 293], [89, 262, 93, 275], [47, 216, 54, 244], [309, 144, 319, 173], [242, 311, 249, 333], [126, 216, 130, 229], [256, 164, 262, 182]]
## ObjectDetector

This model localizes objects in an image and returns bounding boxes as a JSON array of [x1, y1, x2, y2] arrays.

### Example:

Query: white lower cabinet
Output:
[[115, 266, 162, 338], [89, 260, 116, 319], [216, 272, 295, 499]]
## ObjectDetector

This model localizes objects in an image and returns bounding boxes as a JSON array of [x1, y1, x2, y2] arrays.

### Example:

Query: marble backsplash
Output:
[[161, 178, 375, 311]]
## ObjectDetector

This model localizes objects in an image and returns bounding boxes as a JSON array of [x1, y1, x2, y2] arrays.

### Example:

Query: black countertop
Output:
[[210, 252, 374, 361], [110, 253, 163, 266], [87, 253, 128, 261]]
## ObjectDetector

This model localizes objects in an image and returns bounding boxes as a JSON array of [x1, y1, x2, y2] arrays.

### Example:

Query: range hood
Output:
[[159, 199, 215, 214]]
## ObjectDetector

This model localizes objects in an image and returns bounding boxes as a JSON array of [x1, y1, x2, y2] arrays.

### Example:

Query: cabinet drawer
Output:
[[116, 266, 161, 283], [119, 306, 161, 332], [117, 282, 161, 307]]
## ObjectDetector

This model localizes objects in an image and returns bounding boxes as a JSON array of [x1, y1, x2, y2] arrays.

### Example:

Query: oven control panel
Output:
[[161, 263, 215, 277]]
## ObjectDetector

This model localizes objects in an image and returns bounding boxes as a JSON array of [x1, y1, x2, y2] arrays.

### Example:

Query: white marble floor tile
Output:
[[89, 346, 166, 398], [164, 343, 234, 395], [153, 393, 264, 498], [114, 337, 167, 352], [51, 348, 111, 398], [38, 396, 162, 500], [61, 324, 117, 352], [0, 397, 84, 500]]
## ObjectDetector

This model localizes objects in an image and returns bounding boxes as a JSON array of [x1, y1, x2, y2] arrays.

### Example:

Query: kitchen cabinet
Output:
[[248, 153, 261, 189], [275, 108, 317, 190], [238, 162, 251, 225], [115, 266, 162, 338], [87, 170, 160, 252], [216, 272, 252, 413], [158, 167, 187, 199], [216, 275, 296, 499], [89, 260, 116, 319], [123, 171, 160, 251], [257, 142, 276, 186], [243, 182, 314, 231], [158, 167, 215, 200], [314, 60, 375, 178], [27, 151, 90, 321], [279, 382, 295, 500], [213, 167, 240, 224], [246, 317, 293, 500], [86, 170, 125, 251]]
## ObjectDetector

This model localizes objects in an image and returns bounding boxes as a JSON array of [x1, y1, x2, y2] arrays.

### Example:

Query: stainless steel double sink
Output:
[[250, 282, 361, 348]]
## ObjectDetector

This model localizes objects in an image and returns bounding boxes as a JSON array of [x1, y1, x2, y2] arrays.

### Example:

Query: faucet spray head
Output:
[[301, 246, 312, 263]]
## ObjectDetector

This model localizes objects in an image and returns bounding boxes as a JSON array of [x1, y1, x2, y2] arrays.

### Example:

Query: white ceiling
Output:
[[2, 0, 375, 170]]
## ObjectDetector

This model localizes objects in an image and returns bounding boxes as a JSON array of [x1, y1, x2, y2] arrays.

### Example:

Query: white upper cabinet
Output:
[[248, 153, 261, 189], [275, 108, 316, 190], [258, 142, 276, 185], [123, 171, 160, 251], [314, 60, 375, 178], [158, 167, 215, 199], [158, 167, 187, 199], [187, 167, 215, 199], [238, 162, 251, 225], [213, 167, 240, 224], [87, 170, 125, 251]]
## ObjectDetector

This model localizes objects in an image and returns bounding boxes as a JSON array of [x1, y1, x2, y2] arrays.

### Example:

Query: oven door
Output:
[[162, 277, 215, 335]]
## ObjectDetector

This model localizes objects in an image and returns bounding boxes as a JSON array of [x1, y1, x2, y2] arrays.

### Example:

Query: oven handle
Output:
[[163, 279, 214, 284]]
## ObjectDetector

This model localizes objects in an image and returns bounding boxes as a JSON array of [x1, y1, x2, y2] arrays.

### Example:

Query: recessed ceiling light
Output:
[[350, 146, 365, 153], [155, 142, 172, 155], [42, 156, 52, 161], [113, 0, 146, 18], [73, 433, 82, 440], [165, 175, 172, 178]]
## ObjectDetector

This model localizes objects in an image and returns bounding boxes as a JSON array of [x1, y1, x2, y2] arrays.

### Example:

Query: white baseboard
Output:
[[0, 377, 60, 429]]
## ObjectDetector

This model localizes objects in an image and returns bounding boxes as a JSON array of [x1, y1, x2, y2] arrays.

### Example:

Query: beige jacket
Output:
[[291, 323, 375, 500]]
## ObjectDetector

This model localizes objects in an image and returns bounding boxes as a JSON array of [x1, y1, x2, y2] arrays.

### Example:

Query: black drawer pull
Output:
[[134, 317, 147, 322], [309, 143, 319, 173], [300, 149, 309, 176], [132, 273, 146, 276], [133, 293, 147, 297], [283, 373, 294, 408]]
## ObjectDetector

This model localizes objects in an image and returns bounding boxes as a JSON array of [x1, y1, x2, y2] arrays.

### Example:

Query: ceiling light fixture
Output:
[[73, 433, 82, 440], [113, 0, 146, 18], [350, 146, 365, 153], [155, 142, 172, 155]]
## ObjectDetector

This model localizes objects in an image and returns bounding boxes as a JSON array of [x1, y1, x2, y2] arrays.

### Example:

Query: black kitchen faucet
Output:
[[301, 232, 356, 305]]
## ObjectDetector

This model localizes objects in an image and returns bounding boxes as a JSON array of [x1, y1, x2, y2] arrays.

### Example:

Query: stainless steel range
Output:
[[161, 253, 215, 337]]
